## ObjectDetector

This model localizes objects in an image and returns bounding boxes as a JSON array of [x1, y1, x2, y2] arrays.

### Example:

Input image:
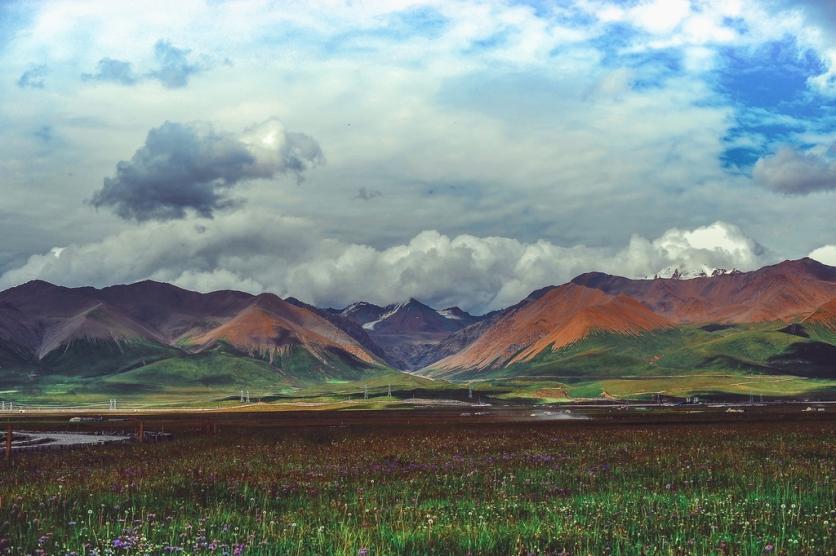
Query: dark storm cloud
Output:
[[90, 120, 324, 221], [81, 57, 138, 85], [147, 40, 202, 88], [17, 64, 46, 88], [753, 145, 836, 194]]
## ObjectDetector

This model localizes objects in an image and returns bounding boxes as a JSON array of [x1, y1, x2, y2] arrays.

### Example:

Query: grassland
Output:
[[1, 411, 834, 554]]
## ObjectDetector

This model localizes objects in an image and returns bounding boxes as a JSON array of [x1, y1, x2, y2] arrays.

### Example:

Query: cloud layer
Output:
[[754, 145, 836, 194], [2, 0, 836, 295], [0, 216, 779, 313], [90, 119, 324, 220]]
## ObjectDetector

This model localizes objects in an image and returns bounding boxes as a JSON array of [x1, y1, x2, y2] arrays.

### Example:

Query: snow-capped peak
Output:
[[649, 265, 739, 280]]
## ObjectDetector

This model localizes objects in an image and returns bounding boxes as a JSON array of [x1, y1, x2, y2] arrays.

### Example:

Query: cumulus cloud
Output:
[[17, 64, 47, 88], [81, 57, 138, 85], [810, 245, 836, 266], [147, 40, 202, 89], [0, 216, 769, 314], [80, 40, 202, 88], [89, 119, 324, 221], [753, 145, 836, 194]]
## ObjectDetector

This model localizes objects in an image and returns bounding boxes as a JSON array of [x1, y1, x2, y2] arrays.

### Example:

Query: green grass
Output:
[[1, 417, 833, 554]]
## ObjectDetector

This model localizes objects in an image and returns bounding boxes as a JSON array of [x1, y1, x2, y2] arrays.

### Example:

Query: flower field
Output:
[[1, 414, 834, 555]]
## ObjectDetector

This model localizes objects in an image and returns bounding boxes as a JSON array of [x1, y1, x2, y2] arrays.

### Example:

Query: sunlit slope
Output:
[[433, 284, 672, 370], [426, 323, 836, 381]]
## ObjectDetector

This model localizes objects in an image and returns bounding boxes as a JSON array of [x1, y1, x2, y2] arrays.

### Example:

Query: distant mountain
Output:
[[2, 258, 835, 392], [649, 266, 740, 280], [331, 302, 388, 327], [328, 298, 482, 369], [186, 293, 380, 365], [332, 298, 479, 333], [423, 259, 836, 380], [572, 258, 836, 324], [0, 280, 384, 388], [432, 284, 672, 371]]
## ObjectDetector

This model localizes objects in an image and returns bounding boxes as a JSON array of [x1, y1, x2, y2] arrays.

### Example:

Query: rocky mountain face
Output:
[[572, 258, 836, 324], [431, 284, 672, 371], [0, 280, 383, 376], [1, 258, 835, 379], [328, 298, 482, 369]]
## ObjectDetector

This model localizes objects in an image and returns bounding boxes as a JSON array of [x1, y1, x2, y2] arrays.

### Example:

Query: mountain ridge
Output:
[[2, 258, 835, 384]]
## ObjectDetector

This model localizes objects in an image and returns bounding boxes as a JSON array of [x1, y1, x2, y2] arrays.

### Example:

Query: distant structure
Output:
[[387, 384, 392, 398], [468, 384, 473, 399], [364, 385, 368, 400]]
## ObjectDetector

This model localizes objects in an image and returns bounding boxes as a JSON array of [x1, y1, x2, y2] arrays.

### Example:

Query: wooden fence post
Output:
[[138, 421, 144, 443]]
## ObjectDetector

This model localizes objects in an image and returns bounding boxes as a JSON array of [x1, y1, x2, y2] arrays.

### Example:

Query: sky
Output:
[[1, 0, 835, 313]]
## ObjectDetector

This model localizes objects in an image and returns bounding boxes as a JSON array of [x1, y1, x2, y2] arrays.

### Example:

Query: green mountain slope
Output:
[[428, 322, 836, 381]]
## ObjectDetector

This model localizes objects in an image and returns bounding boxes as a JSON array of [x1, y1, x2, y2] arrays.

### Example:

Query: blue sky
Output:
[[1, 0, 835, 311]]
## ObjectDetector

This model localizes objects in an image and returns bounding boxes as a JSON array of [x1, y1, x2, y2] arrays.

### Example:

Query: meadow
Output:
[[1, 410, 834, 555]]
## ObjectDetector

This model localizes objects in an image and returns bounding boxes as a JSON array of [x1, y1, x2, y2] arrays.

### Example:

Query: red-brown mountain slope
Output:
[[571, 258, 836, 324], [803, 297, 836, 331], [0, 280, 382, 366], [188, 294, 381, 365], [432, 283, 672, 370]]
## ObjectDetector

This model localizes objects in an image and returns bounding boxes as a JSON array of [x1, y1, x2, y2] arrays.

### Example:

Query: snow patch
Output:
[[437, 308, 462, 320], [361, 302, 405, 330], [649, 265, 738, 280]]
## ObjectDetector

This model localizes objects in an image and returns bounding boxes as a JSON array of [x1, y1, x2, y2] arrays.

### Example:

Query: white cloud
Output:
[[0, 214, 770, 313], [810, 245, 836, 266], [1, 0, 834, 285]]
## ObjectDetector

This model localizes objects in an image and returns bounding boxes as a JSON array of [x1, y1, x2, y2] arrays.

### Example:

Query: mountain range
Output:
[[1, 258, 835, 399]]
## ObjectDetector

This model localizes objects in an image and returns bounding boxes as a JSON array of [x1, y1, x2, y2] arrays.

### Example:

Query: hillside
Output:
[[2, 258, 836, 402], [0, 280, 388, 399], [187, 294, 380, 366], [329, 298, 482, 369], [571, 258, 836, 324], [432, 284, 672, 371]]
